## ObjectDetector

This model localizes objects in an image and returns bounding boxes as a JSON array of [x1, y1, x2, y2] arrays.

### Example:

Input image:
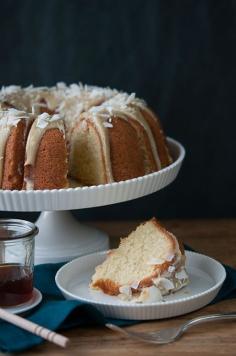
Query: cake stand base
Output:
[[34, 211, 109, 265]]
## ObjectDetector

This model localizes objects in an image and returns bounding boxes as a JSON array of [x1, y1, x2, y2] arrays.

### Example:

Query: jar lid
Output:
[[0, 219, 38, 241]]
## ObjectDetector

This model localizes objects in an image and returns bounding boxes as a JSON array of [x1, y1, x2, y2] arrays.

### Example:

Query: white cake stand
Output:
[[0, 138, 185, 264]]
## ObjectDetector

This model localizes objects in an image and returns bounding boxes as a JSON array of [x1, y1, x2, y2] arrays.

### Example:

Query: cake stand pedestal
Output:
[[35, 211, 109, 264], [0, 138, 185, 264]]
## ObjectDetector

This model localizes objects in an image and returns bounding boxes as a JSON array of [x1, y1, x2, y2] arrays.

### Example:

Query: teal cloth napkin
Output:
[[0, 254, 236, 353]]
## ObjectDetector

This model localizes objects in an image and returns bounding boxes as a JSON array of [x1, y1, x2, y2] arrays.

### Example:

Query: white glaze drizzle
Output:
[[133, 98, 172, 163], [89, 115, 114, 182]]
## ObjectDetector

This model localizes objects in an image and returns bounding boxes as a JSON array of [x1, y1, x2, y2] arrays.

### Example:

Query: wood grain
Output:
[[2, 219, 236, 356]]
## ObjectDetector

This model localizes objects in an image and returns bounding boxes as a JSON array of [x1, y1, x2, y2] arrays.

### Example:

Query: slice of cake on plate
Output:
[[90, 218, 189, 303]]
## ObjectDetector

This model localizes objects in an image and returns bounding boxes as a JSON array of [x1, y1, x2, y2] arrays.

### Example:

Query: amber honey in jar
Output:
[[0, 219, 38, 307]]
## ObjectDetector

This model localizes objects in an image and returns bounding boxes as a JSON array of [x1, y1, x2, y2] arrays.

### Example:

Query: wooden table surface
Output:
[[7, 220, 236, 355]]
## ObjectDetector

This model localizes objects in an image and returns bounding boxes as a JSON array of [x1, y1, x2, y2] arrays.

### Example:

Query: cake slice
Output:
[[90, 218, 188, 302]]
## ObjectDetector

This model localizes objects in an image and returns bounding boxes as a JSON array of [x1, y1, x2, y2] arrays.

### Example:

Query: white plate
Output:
[[55, 251, 226, 320], [2, 288, 42, 315], [0, 138, 185, 211]]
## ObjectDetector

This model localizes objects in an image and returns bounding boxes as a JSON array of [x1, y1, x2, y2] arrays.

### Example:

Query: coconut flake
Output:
[[168, 265, 175, 273], [153, 277, 175, 292], [36, 113, 62, 129], [119, 285, 132, 298], [125, 93, 136, 105], [166, 254, 174, 262], [130, 280, 140, 290], [175, 268, 188, 280], [135, 286, 162, 303], [56, 82, 67, 90], [159, 278, 175, 291], [0, 109, 30, 127], [103, 121, 113, 128], [0, 85, 21, 95]]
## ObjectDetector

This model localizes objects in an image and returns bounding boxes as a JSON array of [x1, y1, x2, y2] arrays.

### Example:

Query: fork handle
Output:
[[183, 313, 236, 332]]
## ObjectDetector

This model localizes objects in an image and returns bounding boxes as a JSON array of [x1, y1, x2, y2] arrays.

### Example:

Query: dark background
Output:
[[0, 0, 236, 221]]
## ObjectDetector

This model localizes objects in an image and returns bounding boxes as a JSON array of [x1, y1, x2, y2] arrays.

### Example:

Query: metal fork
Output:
[[106, 312, 236, 344]]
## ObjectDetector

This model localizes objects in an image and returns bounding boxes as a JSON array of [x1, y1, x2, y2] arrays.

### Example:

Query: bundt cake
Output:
[[0, 84, 172, 190], [90, 218, 189, 303]]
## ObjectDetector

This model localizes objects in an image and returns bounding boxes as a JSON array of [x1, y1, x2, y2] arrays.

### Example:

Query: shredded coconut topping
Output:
[[0, 83, 149, 131], [0, 85, 22, 95]]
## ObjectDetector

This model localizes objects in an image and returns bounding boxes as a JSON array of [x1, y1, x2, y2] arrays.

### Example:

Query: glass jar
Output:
[[0, 219, 38, 307]]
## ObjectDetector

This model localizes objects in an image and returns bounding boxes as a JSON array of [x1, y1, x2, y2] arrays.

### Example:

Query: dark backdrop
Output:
[[0, 0, 236, 220]]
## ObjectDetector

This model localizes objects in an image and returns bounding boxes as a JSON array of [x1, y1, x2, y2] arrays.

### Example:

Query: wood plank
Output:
[[2, 220, 236, 356]]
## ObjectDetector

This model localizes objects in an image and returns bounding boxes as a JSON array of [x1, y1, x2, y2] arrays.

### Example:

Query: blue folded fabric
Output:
[[0, 254, 236, 353]]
